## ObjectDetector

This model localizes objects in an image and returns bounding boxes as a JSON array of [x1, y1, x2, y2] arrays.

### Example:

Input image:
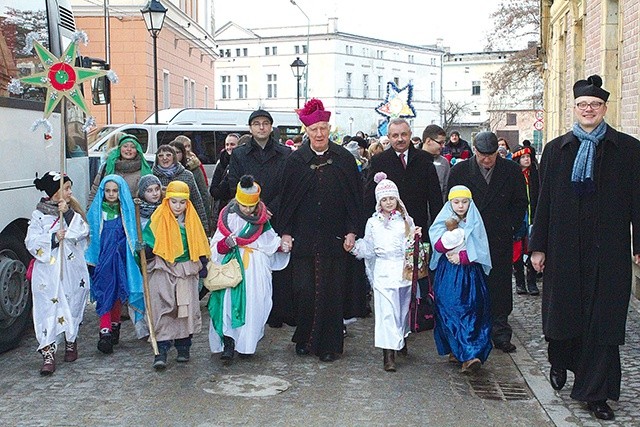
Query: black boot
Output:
[[111, 323, 121, 345], [221, 336, 235, 361], [153, 341, 170, 370], [175, 336, 192, 362], [97, 330, 113, 354], [513, 261, 527, 294], [383, 349, 396, 372]]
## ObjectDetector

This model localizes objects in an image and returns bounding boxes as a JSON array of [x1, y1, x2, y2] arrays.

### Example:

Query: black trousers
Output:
[[548, 336, 621, 402]]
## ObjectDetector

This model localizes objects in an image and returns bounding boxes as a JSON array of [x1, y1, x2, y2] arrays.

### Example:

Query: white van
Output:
[[88, 123, 251, 184]]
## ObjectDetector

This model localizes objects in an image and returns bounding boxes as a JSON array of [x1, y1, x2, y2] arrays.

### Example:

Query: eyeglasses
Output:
[[576, 101, 605, 110]]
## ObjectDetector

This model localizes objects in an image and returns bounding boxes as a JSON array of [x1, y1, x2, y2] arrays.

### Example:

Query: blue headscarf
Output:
[[86, 174, 145, 321], [428, 185, 492, 275]]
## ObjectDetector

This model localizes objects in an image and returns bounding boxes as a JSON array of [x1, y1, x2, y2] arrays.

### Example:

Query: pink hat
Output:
[[297, 98, 331, 126]]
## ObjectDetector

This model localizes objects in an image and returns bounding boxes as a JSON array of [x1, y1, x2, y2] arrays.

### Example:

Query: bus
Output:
[[0, 0, 94, 352]]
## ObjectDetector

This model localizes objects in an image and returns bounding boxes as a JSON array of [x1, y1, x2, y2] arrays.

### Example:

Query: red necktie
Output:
[[400, 153, 407, 169]]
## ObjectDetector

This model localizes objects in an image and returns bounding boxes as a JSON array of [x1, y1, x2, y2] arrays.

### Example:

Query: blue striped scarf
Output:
[[571, 120, 607, 195]]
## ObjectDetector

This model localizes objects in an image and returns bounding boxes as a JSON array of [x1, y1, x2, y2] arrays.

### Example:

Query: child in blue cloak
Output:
[[428, 185, 492, 374], [86, 174, 144, 354]]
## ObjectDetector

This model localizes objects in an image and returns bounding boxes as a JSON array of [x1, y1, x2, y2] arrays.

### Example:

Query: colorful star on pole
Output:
[[18, 40, 108, 118], [375, 82, 417, 119]]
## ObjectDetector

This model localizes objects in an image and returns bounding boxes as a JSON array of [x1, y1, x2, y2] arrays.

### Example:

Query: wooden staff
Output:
[[134, 200, 159, 355]]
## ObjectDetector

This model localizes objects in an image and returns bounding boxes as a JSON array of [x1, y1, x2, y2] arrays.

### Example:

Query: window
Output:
[[393, 77, 400, 86], [221, 75, 231, 99], [265, 47, 270, 56], [431, 58, 436, 66], [302, 44, 307, 54], [472, 81, 481, 95], [204, 86, 209, 108], [346, 72, 352, 98], [408, 54, 414, 63], [295, 45, 300, 54], [219, 49, 224, 57], [430, 81, 436, 102], [267, 74, 278, 99], [238, 75, 248, 99], [236, 48, 241, 56], [190, 80, 196, 107], [272, 46, 277, 55], [378, 76, 384, 99], [225, 49, 231, 57], [243, 48, 248, 56], [363, 74, 369, 99], [183, 77, 190, 107], [506, 113, 517, 126], [162, 70, 170, 108]]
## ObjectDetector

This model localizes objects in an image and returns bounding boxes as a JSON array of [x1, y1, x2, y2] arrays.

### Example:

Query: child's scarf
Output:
[[571, 120, 607, 195]]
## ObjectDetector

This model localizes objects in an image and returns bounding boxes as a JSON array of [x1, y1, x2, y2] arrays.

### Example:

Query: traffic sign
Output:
[[534, 120, 543, 131], [535, 110, 544, 121]]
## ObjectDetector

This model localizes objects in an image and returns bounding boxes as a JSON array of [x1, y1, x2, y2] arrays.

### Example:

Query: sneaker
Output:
[[153, 353, 167, 370], [97, 332, 113, 354], [111, 323, 121, 345]]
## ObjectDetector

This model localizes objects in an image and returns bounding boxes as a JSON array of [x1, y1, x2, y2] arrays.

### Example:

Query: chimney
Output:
[[328, 17, 338, 33]]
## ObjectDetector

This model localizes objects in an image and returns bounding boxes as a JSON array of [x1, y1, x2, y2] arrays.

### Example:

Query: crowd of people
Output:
[[24, 75, 640, 421]]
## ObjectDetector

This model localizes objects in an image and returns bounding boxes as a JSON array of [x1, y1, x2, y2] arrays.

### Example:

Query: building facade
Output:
[[213, 19, 444, 138], [443, 51, 542, 150], [540, 0, 639, 141], [70, 0, 217, 125]]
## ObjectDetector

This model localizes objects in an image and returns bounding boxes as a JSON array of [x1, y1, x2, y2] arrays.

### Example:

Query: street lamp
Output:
[[290, 57, 306, 109], [290, 0, 310, 102], [140, 0, 167, 124]]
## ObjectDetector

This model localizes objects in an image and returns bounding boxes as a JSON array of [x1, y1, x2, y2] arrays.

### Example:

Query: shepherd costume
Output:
[[143, 180, 210, 366], [429, 185, 492, 369]]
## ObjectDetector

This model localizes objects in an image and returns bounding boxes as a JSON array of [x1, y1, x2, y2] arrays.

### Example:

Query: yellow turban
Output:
[[149, 180, 210, 262], [448, 185, 472, 201]]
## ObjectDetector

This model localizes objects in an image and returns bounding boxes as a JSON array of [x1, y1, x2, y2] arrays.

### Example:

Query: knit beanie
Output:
[[373, 172, 400, 206], [34, 171, 72, 198], [236, 175, 261, 207], [137, 174, 162, 198]]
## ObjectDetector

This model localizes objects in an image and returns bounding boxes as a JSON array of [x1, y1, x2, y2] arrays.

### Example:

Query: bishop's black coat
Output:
[[448, 156, 528, 318]]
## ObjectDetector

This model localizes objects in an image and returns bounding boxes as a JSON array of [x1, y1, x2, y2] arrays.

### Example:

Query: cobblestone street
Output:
[[1, 280, 639, 426]]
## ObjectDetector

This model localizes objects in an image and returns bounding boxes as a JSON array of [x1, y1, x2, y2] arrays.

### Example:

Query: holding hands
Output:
[[446, 251, 460, 265]]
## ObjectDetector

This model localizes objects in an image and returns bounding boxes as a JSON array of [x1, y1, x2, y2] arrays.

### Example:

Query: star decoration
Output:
[[51, 297, 59, 304], [36, 248, 44, 257], [38, 283, 47, 291], [18, 40, 108, 118], [375, 82, 416, 119], [67, 252, 75, 261], [42, 328, 47, 337], [79, 278, 85, 288], [57, 316, 65, 325]]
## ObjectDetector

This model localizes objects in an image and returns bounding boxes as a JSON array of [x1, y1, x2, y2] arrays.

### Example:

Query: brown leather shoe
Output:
[[448, 353, 459, 364], [39, 345, 56, 376], [383, 349, 396, 372], [64, 341, 78, 362]]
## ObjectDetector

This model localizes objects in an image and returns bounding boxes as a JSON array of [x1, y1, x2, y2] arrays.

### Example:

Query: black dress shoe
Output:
[[295, 343, 309, 356], [319, 353, 336, 362], [549, 367, 567, 390], [495, 341, 516, 353], [587, 400, 614, 421]]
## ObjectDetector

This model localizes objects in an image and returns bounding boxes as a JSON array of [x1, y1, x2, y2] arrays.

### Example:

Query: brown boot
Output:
[[64, 340, 78, 362], [461, 358, 481, 374], [383, 349, 396, 372], [39, 344, 56, 376]]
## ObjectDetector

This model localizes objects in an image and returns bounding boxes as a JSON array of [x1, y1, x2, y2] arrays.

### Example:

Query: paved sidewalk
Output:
[[509, 282, 640, 426]]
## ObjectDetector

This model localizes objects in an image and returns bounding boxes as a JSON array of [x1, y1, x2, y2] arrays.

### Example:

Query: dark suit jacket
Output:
[[447, 156, 528, 317], [364, 145, 443, 237]]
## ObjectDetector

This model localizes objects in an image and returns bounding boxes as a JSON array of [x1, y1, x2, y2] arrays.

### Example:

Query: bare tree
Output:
[[485, 0, 542, 108], [442, 100, 471, 134]]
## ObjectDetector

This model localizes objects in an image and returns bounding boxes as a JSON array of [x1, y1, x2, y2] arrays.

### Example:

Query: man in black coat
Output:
[[448, 132, 528, 354], [364, 118, 443, 235], [530, 75, 640, 421], [224, 109, 293, 326], [278, 99, 364, 362]]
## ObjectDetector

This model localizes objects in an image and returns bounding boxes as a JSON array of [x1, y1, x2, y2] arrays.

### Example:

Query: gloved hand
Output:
[[225, 235, 237, 248]]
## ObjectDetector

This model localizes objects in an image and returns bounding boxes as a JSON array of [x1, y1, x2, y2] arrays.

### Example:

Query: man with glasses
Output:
[[448, 131, 528, 355], [224, 109, 293, 329], [421, 124, 450, 202], [529, 75, 640, 421]]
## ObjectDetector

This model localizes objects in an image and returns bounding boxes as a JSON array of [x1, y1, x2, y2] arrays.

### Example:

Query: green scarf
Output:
[[105, 135, 152, 177], [207, 221, 263, 340], [101, 201, 120, 220]]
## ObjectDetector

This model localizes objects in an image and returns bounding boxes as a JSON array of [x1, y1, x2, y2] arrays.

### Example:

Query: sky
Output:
[[212, 0, 504, 53]]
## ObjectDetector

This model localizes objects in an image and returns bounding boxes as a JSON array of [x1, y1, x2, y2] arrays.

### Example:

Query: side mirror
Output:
[[81, 57, 111, 105]]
